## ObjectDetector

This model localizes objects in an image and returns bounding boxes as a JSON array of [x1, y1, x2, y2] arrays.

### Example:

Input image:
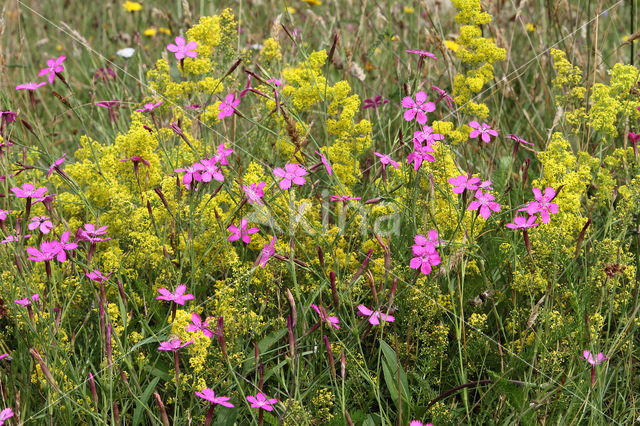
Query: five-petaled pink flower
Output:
[[246, 393, 278, 411], [121, 156, 150, 167], [86, 270, 112, 283], [242, 182, 266, 204], [187, 313, 214, 338], [28, 216, 54, 234], [362, 95, 388, 109], [410, 231, 441, 275], [314, 150, 333, 175], [506, 216, 538, 229], [401, 91, 435, 125], [374, 152, 400, 170], [469, 121, 498, 143], [15, 293, 39, 307], [174, 164, 202, 189], [448, 175, 481, 194], [11, 183, 47, 199], [406, 49, 438, 59], [330, 195, 361, 203], [629, 132, 640, 144], [273, 163, 307, 190], [357, 305, 395, 325], [431, 85, 455, 108], [47, 154, 66, 178], [78, 223, 110, 243], [0, 407, 14, 425], [156, 284, 194, 305], [158, 338, 194, 351], [582, 350, 608, 366], [136, 101, 163, 112], [227, 219, 259, 244], [39, 56, 66, 84], [409, 422, 433, 426], [196, 158, 224, 183], [26, 232, 77, 263], [218, 93, 240, 119], [310, 304, 340, 329], [16, 82, 47, 91], [468, 190, 501, 219], [0, 210, 11, 221], [215, 143, 235, 166], [505, 134, 533, 146], [195, 388, 234, 407], [259, 236, 276, 268], [520, 187, 558, 224], [166, 37, 198, 60]]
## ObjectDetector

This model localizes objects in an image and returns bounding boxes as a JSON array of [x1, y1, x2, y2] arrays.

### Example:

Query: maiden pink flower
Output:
[[0, 408, 14, 425], [273, 163, 307, 190], [374, 152, 400, 170], [26, 241, 62, 262], [120, 156, 150, 167], [582, 350, 608, 366], [413, 125, 444, 146], [78, 224, 110, 243], [448, 175, 480, 193], [15, 293, 39, 307], [39, 56, 66, 84], [215, 143, 234, 166], [218, 93, 240, 119], [412, 230, 441, 256], [0, 210, 11, 221], [16, 82, 46, 91], [136, 101, 162, 112], [197, 158, 224, 182], [409, 422, 433, 426], [506, 215, 538, 229], [401, 91, 435, 125], [431, 85, 455, 108], [314, 150, 333, 175], [407, 140, 436, 170], [521, 187, 559, 224], [242, 182, 266, 204], [27, 216, 54, 234], [47, 154, 66, 178], [156, 284, 194, 305], [357, 305, 395, 325], [410, 246, 441, 275], [259, 236, 276, 268], [505, 134, 533, 146], [1, 234, 30, 244], [330, 195, 361, 202], [406, 49, 438, 59], [85, 270, 113, 283], [11, 183, 47, 198], [362, 95, 388, 109], [246, 393, 278, 411], [227, 219, 259, 244], [157, 338, 193, 351], [310, 304, 340, 329], [468, 190, 501, 219], [469, 121, 498, 143], [195, 388, 234, 407], [166, 36, 198, 60], [187, 313, 214, 338], [174, 164, 203, 189]]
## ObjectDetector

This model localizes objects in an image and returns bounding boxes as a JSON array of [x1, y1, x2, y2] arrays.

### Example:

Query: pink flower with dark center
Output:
[[85, 270, 112, 283], [505, 134, 533, 146], [273, 163, 307, 190], [57, 232, 78, 261], [196, 158, 224, 183], [407, 137, 437, 170], [0, 407, 14, 425], [448, 175, 480, 193], [16, 82, 47, 91], [406, 49, 438, 59], [410, 246, 441, 275], [136, 101, 162, 112], [187, 313, 214, 338], [506, 216, 538, 229], [259, 236, 276, 268], [218, 93, 240, 119], [582, 350, 608, 366], [175, 164, 203, 189], [469, 121, 498, 143], [216, 143, 234, 166], [78, 224, 110, 243], [242, 182, 266, 204], [39, 56, 66, 84], [27, 216, 54, 234], [47, 154, 66, 178], [166, 37, 198, 60], [330, 195, 361, 202], [156, 284, 194, 305], [310, 304, 340, 329], [26, 241, 62, 262], [11, 183, 47, 198], [357, 305, 395, 325], [401, 91, 435, 125], [520, 187, 559, 224], [15, 293, 39, 307], [120, 156, 150, 167], [468, 190, 501, 219], [413, 125, 444, 146], [374, 152, 400, 170], [412, 230, 441, 256], [431, 85, 455, 108], [227, 219, 259, 244], [362, 95, 389, 109], [195, 388, 234, 407], [158, 338, 194, 351], [246, 393, 278, 411], [314, 150, 333, 175]]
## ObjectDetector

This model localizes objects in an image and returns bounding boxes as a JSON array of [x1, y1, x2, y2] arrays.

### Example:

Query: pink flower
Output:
[[11, 183, 47, 198], [479, 180, 493, 190], [218, 93, 240, 119], [0, 408, 14, 425], [406, 49, 438, 59], [16, 82, 47, 91], [175, 164, 203, 189], [196, 158, 224, 183], [448, 175, 480, 194], [27, 216, 54, 234], [195, 388, 234, 407], [96, 100, 121, 109], [273, 163, 307, 190], [505, 134, 532, 146], [413, 125, 444, 146], [629, 132, 640, 144], [0, 354, 8, 360], [15, 293, 39, 307], [401, 91, 435, 125], [1, 234, 30, 244], [374, 152, 400, 170], [506, 215, 538, 229], [407, 138, 436, 170], [216, 143, 234, 166], [0, 210, 11, 221], [310, 304, 340, 329], [412, 230, 441, 256], [468, 190, 501, 219], [357, 305, 395, 325], [166, 36, 198, 60], [26, 241, 62, 262], [242, 182, 266, 204], [469, 121, 498, 143], [410, 246, 441, 275], [520, 187, 559, 224], [227, 219, 259, 244], [156, 284, 194, 305], [120, 156, 150, 167], [157, 338, 194, 351], [39, 56, 66, 84], [431, 85, 455, 108], [85, 270, 113, 283], [362, 95, 388, 109], [187, 313, 214, 338], [259, 236, 276, 268], [409, 422, 433, 426], [136, 101, 162, 112], [330, 195, 361, 202], [78, 224, 110, 243], [267, 78, 282, 86], [246, 393, 278, 411], [47, 154, 66, 178], [582, 350, 608, 366], [314, 150, 333, 175]]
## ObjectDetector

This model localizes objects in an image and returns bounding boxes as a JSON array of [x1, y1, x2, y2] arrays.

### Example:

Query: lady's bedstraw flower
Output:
[[357, 305, 395, 325], [156, 284, 194, 305], [242, 182, 266, 204], [39, 56, 66, 84], [246, 393, 278, 411], [469, 121, 498, 143], [362, 95, 388, 109], [167, 36, 198, 60], [468, 190, 501, 219], [218, 93, 240, 119], [187, 313, 214, 338], [401, 91, 435, 125], [227, 219, 260, 244], [520, 187, 559, 224], [27, 216, 53, 234], [448, 175, 480, 193], [310, 304, 340, 329], [273, 163, 307, 190]]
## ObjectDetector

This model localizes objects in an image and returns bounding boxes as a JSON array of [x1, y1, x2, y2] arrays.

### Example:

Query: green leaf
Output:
[[132, 377, 160, 426], [380, 340, 411, 410]]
